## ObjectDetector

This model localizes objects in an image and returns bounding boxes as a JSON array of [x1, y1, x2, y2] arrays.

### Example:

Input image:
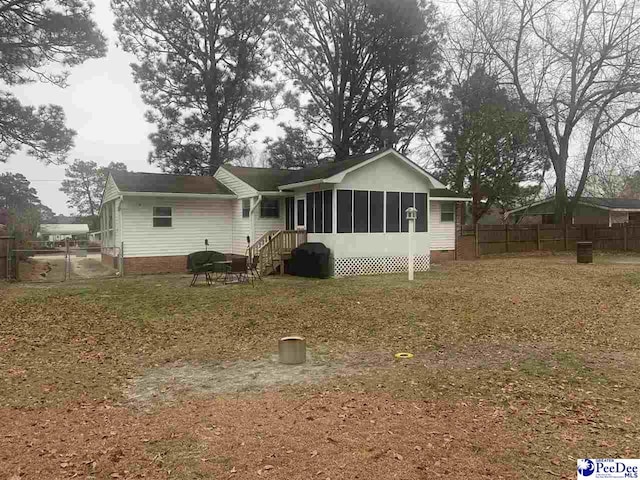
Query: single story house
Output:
[[100, 148, 470, 276], [506, 197, 640, 226], [39, 223, 90, 241]]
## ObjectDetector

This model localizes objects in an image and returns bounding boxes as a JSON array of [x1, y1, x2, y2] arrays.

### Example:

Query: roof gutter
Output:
[[430, 197, 472, 202], [278, 178, 331, 190], [119, 191, 237, 199], [256, 191, 294, 196]]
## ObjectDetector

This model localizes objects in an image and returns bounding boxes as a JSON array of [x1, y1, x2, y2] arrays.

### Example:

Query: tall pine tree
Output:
[[112, 0, 285, 174]]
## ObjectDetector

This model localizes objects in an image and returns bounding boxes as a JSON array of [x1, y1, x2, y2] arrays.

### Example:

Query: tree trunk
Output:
[[209, 130, 221, 175], [471, 177, 482, 225], [554, 148, 571, 223], [555, 175, 568, 223]]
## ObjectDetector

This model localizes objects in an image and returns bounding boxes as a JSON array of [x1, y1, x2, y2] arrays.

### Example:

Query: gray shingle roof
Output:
[[110, 171, 234, 195], [430, 188, 466, 198], [222, 151, 382, 191], [219, 166, 294, 192], [580, 197, 640, 210]]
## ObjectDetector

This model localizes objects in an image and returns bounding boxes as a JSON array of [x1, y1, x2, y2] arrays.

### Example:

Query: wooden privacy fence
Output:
[[0, 236, 15, 280], [462, 223, 640, 256]]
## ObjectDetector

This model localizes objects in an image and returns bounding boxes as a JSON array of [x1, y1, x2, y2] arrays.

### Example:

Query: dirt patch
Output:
[[17, 258, 60, 281], [125, 352, 353, 405], [72, 257, 116, 278], [125, 343, 638, 408]]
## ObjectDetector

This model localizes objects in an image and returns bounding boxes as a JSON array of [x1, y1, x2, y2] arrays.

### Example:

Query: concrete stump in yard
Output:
[[279, 336, 306, 364]]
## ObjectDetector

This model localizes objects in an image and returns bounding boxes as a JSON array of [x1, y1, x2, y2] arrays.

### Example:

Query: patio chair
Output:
[[224, 256, 253, 286], [187, 251, 215, 286], [248, 255, 262, 281]]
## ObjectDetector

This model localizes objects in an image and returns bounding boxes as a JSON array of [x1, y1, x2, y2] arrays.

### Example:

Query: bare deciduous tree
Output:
[[457, 0, 640, 220]]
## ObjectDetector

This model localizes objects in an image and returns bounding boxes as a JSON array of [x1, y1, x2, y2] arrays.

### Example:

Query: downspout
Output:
[[118, 195, 125, 273], [118, 196, 124, 248], [249, 195, 263, 245]]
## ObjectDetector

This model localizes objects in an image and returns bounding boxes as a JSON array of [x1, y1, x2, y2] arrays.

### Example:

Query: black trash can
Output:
[[576, 241, 593, 264], [289, 242, 331, 278]]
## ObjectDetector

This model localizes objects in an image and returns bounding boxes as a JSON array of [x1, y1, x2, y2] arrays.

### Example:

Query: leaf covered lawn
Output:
[[1, 255, 639, 479]]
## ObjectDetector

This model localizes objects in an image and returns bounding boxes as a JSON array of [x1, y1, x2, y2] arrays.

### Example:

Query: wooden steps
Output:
[[252, 231, 306, 276]]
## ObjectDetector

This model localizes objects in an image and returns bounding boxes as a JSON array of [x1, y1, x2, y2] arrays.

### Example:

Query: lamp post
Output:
[[406, 206, 417, 281]]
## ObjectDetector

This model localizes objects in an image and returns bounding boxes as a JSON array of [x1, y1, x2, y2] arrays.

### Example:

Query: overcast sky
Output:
[[0, 1, 282, 216]]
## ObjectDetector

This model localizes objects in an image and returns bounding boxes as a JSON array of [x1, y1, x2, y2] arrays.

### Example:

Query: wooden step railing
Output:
[[257, 230, 307, 275], [249, 229, 279, 255]]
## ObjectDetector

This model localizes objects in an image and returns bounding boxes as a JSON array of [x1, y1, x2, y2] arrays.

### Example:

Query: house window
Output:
[[323, 190, 333, 233], [441, 202, 455, 223], [370, 191, 384, 233], [297, 199, 305, 226], [242, 199, 250, 218], [107, 202, 113, 229], [386, 192, 400, 232], [314, 191, 323, 233], [260, 198, 280, 218], [285, 197, 295, 230], [153, 206, 172, 227], [305, 191, 333, 233], [401, 192, 414, 232], [354, 190, 369, 233], [102, 202, 115, 247], [306, 192, 314, 233], [415, 193, 428, 232], [337, 189, 353, 233]]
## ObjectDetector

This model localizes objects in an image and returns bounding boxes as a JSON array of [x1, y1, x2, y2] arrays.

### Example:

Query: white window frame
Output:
[[241, 198, 250, 218], [440, 202, 455, 223], [153, 206, 173, 227], [260, 197, 280, 218]]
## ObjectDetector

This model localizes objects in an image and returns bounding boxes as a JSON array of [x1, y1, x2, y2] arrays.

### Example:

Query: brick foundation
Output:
[[430, 250, 455, 263], [123, 255, 189, 274]]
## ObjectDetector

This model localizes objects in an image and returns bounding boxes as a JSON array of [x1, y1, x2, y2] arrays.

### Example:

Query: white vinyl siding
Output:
[[102, 175, 120, 205], [214, 167, 257, 198], [254, 197, 285, 238], [430, 201, 455, 250], [121, 197, 233, 257], [338, 152, 432, 192], [231, 199, 251, 255]]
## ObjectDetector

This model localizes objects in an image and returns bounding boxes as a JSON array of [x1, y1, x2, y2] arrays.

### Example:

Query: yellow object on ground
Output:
[[394, 352, 414, 359]]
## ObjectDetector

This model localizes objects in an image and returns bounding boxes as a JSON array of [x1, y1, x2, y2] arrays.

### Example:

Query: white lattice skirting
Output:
[[334, 254, 431, 277]]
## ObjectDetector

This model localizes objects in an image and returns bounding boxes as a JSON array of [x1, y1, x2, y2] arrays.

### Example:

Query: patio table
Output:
[[211, 260, 231, 282]]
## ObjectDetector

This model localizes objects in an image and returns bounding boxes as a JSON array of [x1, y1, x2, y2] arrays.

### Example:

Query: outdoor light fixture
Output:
[[406, 207, 418, 281]]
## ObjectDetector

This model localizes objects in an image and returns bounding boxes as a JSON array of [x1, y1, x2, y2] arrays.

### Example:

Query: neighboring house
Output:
[[39, 224, 89, 241], [88, 231, 101, 242], [99, 148, 470, 276], [506, 197, 640, 226]]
